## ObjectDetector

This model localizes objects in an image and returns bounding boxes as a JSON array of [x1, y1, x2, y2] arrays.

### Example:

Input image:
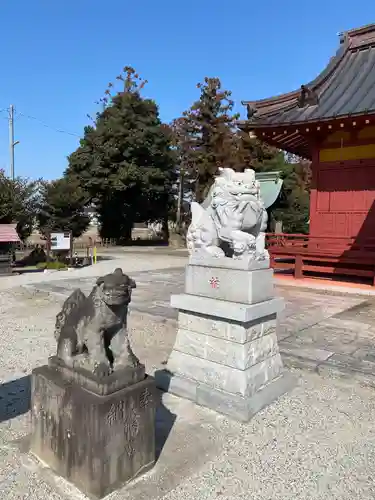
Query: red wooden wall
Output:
[[309, 158, 375, 240]]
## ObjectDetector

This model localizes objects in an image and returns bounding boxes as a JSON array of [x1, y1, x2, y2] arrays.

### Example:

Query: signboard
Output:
[[50, 232, 71, 251]]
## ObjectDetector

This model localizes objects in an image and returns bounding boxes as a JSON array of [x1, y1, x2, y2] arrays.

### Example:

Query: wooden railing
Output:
[[266, 233, 375, 284], [266, 233, 375, 255]]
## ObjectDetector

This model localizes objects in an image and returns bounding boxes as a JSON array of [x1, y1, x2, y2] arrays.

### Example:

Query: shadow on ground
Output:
[[117, 240, 169, 247], [155, 388, 176, 461], [0, 375, 31, 423]]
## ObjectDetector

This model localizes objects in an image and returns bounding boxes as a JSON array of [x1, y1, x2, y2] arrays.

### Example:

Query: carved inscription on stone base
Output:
[[31, 366, 156, 499]]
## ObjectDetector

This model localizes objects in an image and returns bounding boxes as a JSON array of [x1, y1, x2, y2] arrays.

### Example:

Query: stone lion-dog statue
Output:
[[54, 268, 138, 377], [186, 167, 269, 261]]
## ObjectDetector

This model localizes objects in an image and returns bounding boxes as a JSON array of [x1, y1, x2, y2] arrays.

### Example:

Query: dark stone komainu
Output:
[[30, 268, 157, 499], [53, 267, 139, 376]]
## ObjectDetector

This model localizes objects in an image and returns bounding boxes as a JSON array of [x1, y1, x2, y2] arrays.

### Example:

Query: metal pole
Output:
[[9, 105, 14, 180]]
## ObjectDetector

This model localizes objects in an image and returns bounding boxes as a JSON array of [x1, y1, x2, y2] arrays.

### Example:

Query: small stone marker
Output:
[[30, 268, 156, 499]]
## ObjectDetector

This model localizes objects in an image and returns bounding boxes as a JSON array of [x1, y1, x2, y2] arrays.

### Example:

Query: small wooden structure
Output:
[[240, 23, 375, 284], [0, 224, 20, 275]]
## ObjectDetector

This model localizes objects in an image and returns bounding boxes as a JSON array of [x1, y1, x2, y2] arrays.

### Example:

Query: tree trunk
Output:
[[161, 217, 169, 242]]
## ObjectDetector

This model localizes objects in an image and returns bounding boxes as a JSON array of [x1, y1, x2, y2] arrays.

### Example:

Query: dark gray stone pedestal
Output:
[[31, 358, 156, 499]]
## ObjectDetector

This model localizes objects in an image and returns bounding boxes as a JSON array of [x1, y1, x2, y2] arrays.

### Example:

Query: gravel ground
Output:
[[1, 255, 375, 499]]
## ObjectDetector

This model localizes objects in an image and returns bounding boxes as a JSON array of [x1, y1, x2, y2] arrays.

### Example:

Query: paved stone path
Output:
[[23, 267, 375, 384], [23, 267, 185, 319]]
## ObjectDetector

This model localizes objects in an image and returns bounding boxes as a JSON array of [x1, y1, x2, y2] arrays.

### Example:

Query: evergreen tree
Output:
[[172, 77, 239, 203], [271, 159, 311, 233], [0, 170, 38, 241], [233, 130, 284, 171], [234, 131, 311, 233], [66, 67, 175, 241], [37, 177, 90, 237]]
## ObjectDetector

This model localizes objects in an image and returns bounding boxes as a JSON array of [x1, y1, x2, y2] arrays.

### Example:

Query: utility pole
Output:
[[8, 105, 19, 180], [176, 169, 184, 233], [9, 105, 14, 180]]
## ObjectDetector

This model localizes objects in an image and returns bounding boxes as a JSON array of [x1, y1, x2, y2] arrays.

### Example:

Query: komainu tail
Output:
[[54, 288, 86, 341]]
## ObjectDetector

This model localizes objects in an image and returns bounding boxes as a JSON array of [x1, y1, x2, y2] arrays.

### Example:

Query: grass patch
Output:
[[36, 261, 68, 270]]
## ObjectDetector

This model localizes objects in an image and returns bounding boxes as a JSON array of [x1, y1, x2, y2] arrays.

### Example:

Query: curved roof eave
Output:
[[241, 24, 375, 123], [242, 40, 348, 116], [240, 108, 375, 130]]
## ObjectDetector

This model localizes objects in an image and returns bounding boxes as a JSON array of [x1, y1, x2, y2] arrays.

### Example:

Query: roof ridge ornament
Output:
[[246, 104, 258, 120], [338, 31, 347, 44], [297, 85, 319, 108]]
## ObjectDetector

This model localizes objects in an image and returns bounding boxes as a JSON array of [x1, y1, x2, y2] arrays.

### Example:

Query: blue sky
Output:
[[0, 1, 372, 180]]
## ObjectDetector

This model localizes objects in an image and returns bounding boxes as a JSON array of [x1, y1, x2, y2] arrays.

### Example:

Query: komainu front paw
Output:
[[93, 362, 111, 378], [115, 353, 140, 370]]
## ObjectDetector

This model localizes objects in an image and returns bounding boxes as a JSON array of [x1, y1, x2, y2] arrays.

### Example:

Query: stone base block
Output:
[[189, 254, 270, 270], [171, 294, 284, 322], [31, 365, 156, 499], [161, 286, 293, 422], [48, 355, 146, 395], [156, 369, 295, 422], [185, 264, 274, 304], [166, 350, 283, 396], [173, 328, 280, 370], [177, 310, 277, 344]]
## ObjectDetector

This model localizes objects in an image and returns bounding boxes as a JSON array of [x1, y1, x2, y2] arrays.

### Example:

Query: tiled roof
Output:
[[0, 224, 20, 243], [239, 24, 375, 157]]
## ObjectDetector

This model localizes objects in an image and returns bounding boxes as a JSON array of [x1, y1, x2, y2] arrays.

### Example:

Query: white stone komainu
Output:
[[157, 168, 294, 421], [186, 167, 269, 262]]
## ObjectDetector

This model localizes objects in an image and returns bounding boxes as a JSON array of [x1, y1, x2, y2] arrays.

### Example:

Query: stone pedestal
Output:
[[156, 259, 295, 422], [31, 357, 156, 499]]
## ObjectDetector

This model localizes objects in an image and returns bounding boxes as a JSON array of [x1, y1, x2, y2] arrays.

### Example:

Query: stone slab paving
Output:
[[23, 267, 375, 384], [23, 267, 186, 320]]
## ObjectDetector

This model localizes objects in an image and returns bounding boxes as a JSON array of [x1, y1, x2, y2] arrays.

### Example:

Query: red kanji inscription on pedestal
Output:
[[209, 277, 220, 289]]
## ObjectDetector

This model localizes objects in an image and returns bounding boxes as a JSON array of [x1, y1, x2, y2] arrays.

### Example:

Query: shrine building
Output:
[[240, 23, 375, 284]]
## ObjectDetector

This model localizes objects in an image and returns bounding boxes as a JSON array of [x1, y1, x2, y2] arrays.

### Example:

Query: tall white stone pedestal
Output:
[[156, 257, 295, 422]]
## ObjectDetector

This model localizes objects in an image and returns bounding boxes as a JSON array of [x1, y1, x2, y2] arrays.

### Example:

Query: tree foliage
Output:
[[170, 76, 311, 234], [37, 177, 90, 237], [66, 67, 175, 240], [232, 131, 284, 171], [172, 77, 239, 203], [270, 159, 311, 234], [230, 132, 306, 233], [0, 170, 38, 241]]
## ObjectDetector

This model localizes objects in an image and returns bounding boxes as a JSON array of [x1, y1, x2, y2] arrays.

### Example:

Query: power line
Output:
[[15, 110, 80, 137], [0, 105, 81, 179], [0, 108, 8, 120]]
